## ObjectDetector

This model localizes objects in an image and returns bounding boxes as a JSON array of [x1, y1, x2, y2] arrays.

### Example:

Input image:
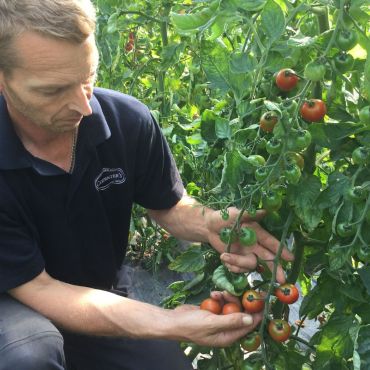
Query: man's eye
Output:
[[40, 88, 63, 96]]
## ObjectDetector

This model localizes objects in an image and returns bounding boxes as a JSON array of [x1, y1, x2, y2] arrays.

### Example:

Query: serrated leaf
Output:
[[168, 246, 205, 272], [215, 117, 232, 139], [354, 325, 370, 370], [230, 52, 257, 73], [160, 43, 186, 70], [220, 150, 250, 188], [261, 0, 285, 44], [317, 172, 351, 209], [170, 7, 217, 34], [221, 0, 267, 11], [358, 266, 370, 296], [289, 175, 322, 231]]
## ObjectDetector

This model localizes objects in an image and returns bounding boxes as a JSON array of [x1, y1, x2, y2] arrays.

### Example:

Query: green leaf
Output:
[[289, 175, 322, 231], [221, 0, 267, 11], [170, 7, 217, 34], [261, 0, 285, 45], [317, 172, 350, 209], [354, 325, 370, 370], [168, 246, 205, 272], [328, 244, 352, 271], [215, 117, 232, 139], [200, 109, 218, 142], [358, 266, 370, 296], [220, 150, 250, 188], [160, 43, 186, 71], [230, 52, 258, 73], [362, 50, 370, 101]]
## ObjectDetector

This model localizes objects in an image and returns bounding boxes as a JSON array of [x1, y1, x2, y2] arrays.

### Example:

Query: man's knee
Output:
[[0, 294, 66, 369], [0, 332, 66, 370]]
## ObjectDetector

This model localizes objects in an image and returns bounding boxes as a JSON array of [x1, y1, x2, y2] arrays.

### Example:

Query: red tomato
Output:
[[275, 284, 299, 304], [275, 69, 299, 91], [200, 298, 222, 315], [242, 290, 264, 313], [125, 42, 134, 52], [268, 319, 291, 342], [300, 99, 327, 122], [222, 302, 242, 315]]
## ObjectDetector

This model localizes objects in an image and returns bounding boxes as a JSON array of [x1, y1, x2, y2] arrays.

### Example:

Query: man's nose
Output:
[[67, 85, 93, 116]]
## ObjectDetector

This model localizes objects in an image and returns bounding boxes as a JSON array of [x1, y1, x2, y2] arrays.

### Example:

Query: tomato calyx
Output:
[[275, 283, 299, 304]]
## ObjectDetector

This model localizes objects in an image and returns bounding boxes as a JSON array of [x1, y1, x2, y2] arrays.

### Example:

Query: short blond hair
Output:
[[0, 0, 96, 73]]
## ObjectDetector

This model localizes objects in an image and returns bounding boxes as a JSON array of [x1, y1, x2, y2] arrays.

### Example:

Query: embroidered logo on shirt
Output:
[[95, 168, 126, 191]]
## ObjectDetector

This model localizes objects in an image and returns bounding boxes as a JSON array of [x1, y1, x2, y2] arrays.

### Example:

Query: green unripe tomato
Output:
[[219, 227, 238, 244], [284, 163, 301, 185], [304, 60, 326, 82], [359, 106, 370, 125], [336, 29, 358, 51], [352, 147, 370, 165], [334, 52, 354, 73], [239, 227, 257, 246], [262, 190, 283, 211]]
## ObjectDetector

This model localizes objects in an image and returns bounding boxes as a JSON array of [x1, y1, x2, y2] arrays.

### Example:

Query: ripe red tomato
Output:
[[222, 302, 242, 315], [275, 69, 299, 91], [300, 99, 327, 122], [259, 112, 279, 132], [240, 332, 261, 352], [125, 42, 134, 52], [242, 290, 264, 313], [268, 319, 291, 342], [275, 284, 299, 304], [200, 298, 222, 315]]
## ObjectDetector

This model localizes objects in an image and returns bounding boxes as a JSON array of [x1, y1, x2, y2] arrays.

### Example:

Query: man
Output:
[[0, 1, 294, 369]]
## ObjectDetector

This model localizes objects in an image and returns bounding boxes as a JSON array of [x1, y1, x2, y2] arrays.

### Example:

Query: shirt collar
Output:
[[0, 91, 111, 172]]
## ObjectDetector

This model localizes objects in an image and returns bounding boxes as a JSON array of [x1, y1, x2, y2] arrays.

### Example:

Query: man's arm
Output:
[[148, 193, 294, 284], [9, 269, 259, 347]]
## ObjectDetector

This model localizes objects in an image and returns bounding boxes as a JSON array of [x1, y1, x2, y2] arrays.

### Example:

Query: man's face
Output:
[[0, 32, 99, 133]]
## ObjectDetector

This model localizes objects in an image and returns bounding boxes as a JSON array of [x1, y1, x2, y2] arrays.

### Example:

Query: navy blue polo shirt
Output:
[[0, 88, 184, 292]]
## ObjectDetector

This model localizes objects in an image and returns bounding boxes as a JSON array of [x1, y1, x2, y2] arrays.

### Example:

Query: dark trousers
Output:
[[0, 294, 193, 370]]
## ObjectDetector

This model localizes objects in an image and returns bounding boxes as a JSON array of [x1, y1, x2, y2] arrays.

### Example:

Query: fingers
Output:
[[210, 290, 243, 308]]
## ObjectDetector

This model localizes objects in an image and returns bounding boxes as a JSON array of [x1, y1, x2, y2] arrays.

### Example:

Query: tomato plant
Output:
[[95, 0, 370, 368]]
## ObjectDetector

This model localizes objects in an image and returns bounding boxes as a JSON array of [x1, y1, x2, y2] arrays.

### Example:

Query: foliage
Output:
[[94, 0, 370, 368]]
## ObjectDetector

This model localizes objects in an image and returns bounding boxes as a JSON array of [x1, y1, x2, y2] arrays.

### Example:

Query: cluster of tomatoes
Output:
[[200, 283, 299, 350], [124, 31, 135, 52]]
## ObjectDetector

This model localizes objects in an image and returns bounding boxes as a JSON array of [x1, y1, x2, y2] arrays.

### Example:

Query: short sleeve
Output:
[[0, 182, 44, 292], [133, 114, 184, 209]]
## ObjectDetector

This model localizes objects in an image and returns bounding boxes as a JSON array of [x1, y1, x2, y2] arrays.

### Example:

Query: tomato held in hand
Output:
[[260, 111, 279, 133], [222, 302, 242, 315], [239, 226, 257, 246], [242, 290, 264, 313], [268, 319, 291, 342], [300, 99, 327, 122], [275, 69, 299, 91], [219, 227, 238, 244], [200, 298, 222, 315], [275, 284, 299, 304], [240, 332, 261, 352]]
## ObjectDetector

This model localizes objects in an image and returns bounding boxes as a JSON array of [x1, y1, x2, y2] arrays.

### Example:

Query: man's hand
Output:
[[173, 291, 262, 347], [206, 207, 294, 284]]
